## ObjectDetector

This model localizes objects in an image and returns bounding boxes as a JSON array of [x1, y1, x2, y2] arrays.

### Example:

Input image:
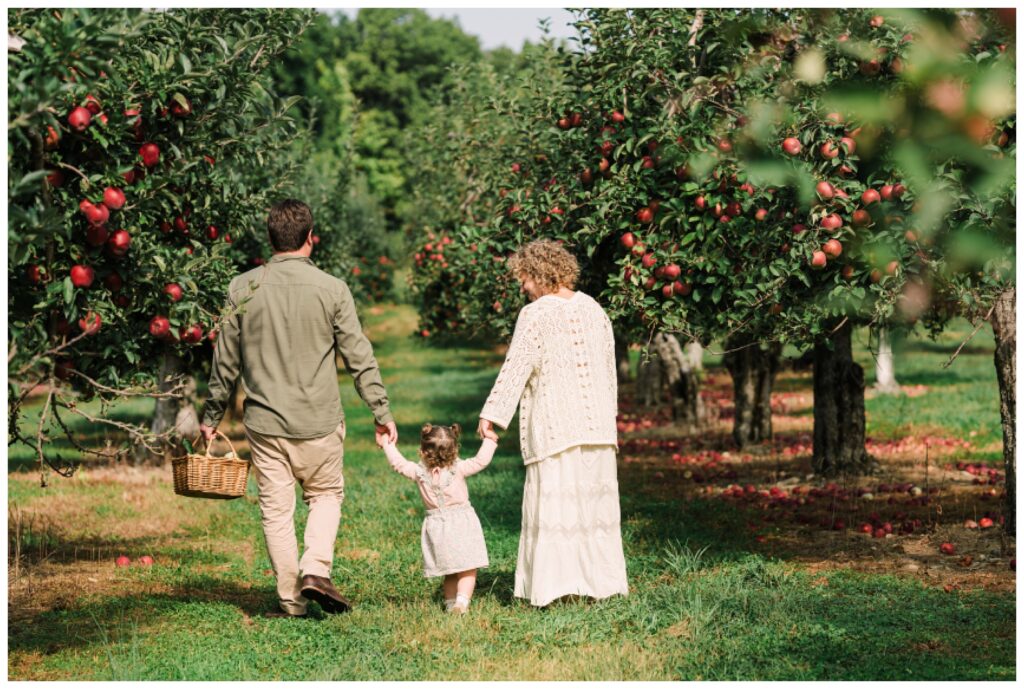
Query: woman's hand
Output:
[[477, 418, 497, 441]]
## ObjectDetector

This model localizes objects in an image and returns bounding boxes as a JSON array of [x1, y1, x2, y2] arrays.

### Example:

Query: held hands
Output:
[[375, 421, 397, 449], [477, 418, 499, 443]]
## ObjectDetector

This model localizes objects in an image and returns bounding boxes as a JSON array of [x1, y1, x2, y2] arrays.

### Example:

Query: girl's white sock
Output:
[[444, 598, 457, 611], [454, 594, 471, 610]]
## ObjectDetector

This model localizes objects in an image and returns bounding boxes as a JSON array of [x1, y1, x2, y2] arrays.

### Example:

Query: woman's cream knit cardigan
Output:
[[479, 292, 619, 464]]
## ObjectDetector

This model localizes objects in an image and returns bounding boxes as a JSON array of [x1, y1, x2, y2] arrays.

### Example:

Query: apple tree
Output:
[[407, 9, 1014, 486], [8, 8, 315, 475]]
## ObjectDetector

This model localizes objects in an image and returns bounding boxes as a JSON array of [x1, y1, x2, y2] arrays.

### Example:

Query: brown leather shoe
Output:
[[300, 574, 351, 614]]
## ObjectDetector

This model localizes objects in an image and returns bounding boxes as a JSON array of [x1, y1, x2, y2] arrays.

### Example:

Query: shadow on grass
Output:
[[8, 575, 283, 661]]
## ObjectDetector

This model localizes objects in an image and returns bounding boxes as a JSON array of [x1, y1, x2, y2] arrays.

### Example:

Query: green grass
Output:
[[8, 305, 1015, 680]]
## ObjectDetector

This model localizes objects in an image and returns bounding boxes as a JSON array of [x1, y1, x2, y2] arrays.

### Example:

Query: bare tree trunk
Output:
[[873, 327, 901, 394], [683, 341, 703, 372], [134, 352, 196, 465], [637, 332, 703, 429], [723, 338, 781, 448], [989, 288, 1015, 535], [637, 344, 662, 408], [812, 321, 871, 476]]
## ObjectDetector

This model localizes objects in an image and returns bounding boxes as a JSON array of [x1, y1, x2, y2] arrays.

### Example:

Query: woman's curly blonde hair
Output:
[[508, 239, 579, 294], [419, 423, 461, 469]]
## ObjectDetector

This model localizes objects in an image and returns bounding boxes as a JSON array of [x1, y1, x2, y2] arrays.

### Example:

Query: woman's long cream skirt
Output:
[[514, 444, 629, 607]]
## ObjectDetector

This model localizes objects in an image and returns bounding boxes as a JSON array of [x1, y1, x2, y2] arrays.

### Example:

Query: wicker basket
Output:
[[172, 430, 249, 499]]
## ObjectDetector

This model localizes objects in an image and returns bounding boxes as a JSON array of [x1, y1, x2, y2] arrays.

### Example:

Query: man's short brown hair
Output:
[[267, 199, 314, 252]]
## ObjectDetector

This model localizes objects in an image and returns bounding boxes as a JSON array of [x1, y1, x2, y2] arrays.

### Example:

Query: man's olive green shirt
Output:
[[200, 254, 393, 439]]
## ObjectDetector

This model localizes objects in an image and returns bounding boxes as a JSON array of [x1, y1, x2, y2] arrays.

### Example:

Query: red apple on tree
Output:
[[85, 225, 109, 248], [170, 95, 192, 117], [852, 209, 871, 226], [108, 230, 131, 257], [620, 232, 637, 249], [885, 260, 899, 276], [820, 141, 839, 159], [46, 169, 64, 187], [820, 214, 843, 230], [811, 251, 827, 268], [861, 189, 881, 205], [26, 265, 43, 284], [139, 142, 160, 167], [68, 106, 92, 131], [163, 283, 184, 302], [695, 196, 707, 211], [823, 239, 843, 257], [673, 281, 692, 296], [83, 94, 102, 115], [636, 207, 654, 223], [816, 181, 835, 200], [754, 208, 768, 221], [663, 264, 681, 280], [717, 138, 732, 153], [102, 187, 126, 210], [782, 137, 802, 155], [641, 253, 657, 269], [149, 316, 171, 339], [45, 125, 60, 149], [70, 264, 95, 288], [206, 225, 219, 240], [79, 199, 109, 225], [78, 311, 101, 335], [180, 325, 204, 344], [840, 136, 856, 154]]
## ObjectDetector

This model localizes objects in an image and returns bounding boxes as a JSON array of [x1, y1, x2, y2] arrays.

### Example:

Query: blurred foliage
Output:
[[271, 9, 484, 226]]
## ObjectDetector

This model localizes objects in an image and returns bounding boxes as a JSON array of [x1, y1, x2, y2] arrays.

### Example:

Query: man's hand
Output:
[[375, 421, 397, 447], [477, 418, 497, 441], [199, 423, 217, 443]]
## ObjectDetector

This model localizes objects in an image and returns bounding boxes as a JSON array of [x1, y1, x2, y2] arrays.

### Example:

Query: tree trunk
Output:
[[723, 337, 781, 448], [811, 321, 871, 476], [134, 352, 196, 465], [614, 330, 632, 383], [873, 327, 901, 394], [989, 288, 1015, 535], [637, 332, 703, 429], [683, 341, 703, 372]]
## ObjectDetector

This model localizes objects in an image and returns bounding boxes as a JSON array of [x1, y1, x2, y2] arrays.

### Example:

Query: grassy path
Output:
[[7, 305, 1015, 680]]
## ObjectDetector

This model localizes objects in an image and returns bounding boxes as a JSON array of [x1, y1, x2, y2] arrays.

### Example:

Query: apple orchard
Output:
[[7, 9, 400, 471], [407, 10, 1016, 527]]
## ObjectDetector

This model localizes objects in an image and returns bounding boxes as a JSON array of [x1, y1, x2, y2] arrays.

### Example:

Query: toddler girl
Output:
[[380, 423, 497, 613]]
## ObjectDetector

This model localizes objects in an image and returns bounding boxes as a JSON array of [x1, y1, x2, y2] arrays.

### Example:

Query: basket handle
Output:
[[200, 429, 239, 459]]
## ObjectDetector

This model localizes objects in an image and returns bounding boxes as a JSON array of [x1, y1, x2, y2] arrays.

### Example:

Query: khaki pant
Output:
[[245, 422, 345, 615]]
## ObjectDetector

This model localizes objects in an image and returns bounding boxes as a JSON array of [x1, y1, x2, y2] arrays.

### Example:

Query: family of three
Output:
[[198, 199, 629, 617]]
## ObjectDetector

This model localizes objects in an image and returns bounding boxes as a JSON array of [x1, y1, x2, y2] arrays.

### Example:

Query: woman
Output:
[[478, 239, 628, 607]]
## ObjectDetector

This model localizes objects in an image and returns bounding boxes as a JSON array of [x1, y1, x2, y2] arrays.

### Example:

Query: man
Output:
[[199, 198, 397, 618]]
